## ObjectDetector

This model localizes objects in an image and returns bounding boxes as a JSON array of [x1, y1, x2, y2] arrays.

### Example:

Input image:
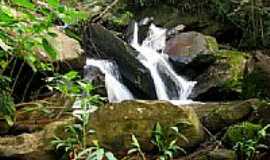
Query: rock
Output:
[[88, 100, 205, 153], [207, 149, 237, 160], [242, 52, 270, 99], [170, 54, 216, 80], [165, 32, 218, 57], [165, 32, 218, 80], [193, 99, 255, 133], [84, 65, 106, 97], [37, 27, 85, 71], [190, 50, 251, 101], [0, 117, 75, 160], [83, 24, 157, 99], [180, 148, 236, 160], [223, 122, 262, 147]]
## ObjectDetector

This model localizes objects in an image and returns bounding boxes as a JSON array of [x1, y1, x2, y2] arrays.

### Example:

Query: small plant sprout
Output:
[[127, 134, 146, 160], [151, 122, 188, 160]]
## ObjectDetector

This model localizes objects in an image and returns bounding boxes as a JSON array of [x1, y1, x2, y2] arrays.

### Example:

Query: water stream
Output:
[[84, 22, 196, 103]]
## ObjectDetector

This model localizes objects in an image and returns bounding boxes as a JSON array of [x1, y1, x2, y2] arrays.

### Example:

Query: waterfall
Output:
[[84, 22, 196, 103], [85, 59, 134, 102], [131, 23, 196, 101]]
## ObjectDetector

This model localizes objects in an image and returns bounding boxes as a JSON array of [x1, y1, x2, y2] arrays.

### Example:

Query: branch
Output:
[[92, 0, 119, 23]]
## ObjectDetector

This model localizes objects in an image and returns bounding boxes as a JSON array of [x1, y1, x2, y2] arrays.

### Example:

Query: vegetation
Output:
[[1, 0, 270, 160], [233, 124, 270, 160], [151, 123, 188, 160]]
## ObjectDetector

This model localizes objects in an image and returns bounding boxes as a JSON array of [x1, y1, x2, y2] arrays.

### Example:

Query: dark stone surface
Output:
[[83, 24, 157, 99]]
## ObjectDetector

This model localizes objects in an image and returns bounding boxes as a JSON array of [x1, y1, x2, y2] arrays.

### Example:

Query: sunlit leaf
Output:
[[14, 0, 35, 9], [42, 38, 59, 60], [47, 0, 60, 8]]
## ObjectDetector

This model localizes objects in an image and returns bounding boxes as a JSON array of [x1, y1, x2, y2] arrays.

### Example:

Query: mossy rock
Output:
[[88, 100, 205, 153], [191, 49, 251, 101], [223, 122, 262, 147], [202, 100, 254, 132]]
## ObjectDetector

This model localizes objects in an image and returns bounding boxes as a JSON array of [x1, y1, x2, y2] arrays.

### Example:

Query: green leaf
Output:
[[105, 152, 117, 160], [0, 38, 12, 51], [47, 0, 60, 8], [64, 71, 78, 81], [14, 0, 35, 9], [4, 115, 14, 126], [42, 38, 59, 60]]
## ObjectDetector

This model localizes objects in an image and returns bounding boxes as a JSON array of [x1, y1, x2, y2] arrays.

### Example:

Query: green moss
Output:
[[215, 50, 250, 92], [223, 122, 262, 147], [205, 36, 219, 52]]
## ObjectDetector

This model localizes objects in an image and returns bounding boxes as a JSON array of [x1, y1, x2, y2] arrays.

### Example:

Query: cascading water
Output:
[[131, 22, 196, 101], [84, 22, 196, 103], [85, 59, 134, 102]]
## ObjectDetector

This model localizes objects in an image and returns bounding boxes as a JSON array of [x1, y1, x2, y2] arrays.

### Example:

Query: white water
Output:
[[131, 23, 196, 101], [84, 22, 196, 104], [85, 59, 134, 102]]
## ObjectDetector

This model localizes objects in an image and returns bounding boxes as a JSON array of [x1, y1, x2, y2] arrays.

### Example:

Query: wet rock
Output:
[[242, 52, 270, 99], [190, 50, 251, 101], [170, 54, 216, 80], [88, 100, 205, 153], [83, 24, 157, 99], [84, 65, 106, 97]]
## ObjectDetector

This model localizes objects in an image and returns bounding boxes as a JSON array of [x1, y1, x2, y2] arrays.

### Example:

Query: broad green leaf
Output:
[[47, 0, 60, 8], [14, 0, 35, 9], [64, 71, 78, 81], [42, 38, 59, 60]]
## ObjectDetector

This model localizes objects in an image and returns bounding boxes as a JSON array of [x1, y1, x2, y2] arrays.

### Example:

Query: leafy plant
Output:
[[151, 122, 188, 160], [127, 134, 146, 160], [210, 0, 270, 49], [50, 70, 114, 160], [233, 124, 270, 160], [0, 75, 15, 126]]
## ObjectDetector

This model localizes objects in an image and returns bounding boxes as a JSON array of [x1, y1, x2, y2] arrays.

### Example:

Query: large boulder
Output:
[[193, 100, 255, 133], [242, 52, 270, 99], [83, 24, 157, 99], [37, 27, 85, 71], [164, 32, 218, 80], [0, 117, 74, 160], [190, 50, 251, 101], [165, 32, 218, 57], [88, 100, 205, 153]]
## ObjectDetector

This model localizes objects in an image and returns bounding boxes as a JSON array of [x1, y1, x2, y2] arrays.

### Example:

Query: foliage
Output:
[[232, 124, 270, 160], [210, 0, 270, 49], [127, 134, 146, 160], [0, 0, 87, 125], [0, 0, 87, 72], [151, 122, 188, 160], [50, 70, 114, 160], [0, 75, 15, 126]]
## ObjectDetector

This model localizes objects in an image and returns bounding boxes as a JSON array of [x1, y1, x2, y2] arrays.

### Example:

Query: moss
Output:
[[202, 100, 253, 132], [223, 122, 262, 147], [205, 36, 219, 52], [214, 50, 250, 92], [88, 101, 205, 153]]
